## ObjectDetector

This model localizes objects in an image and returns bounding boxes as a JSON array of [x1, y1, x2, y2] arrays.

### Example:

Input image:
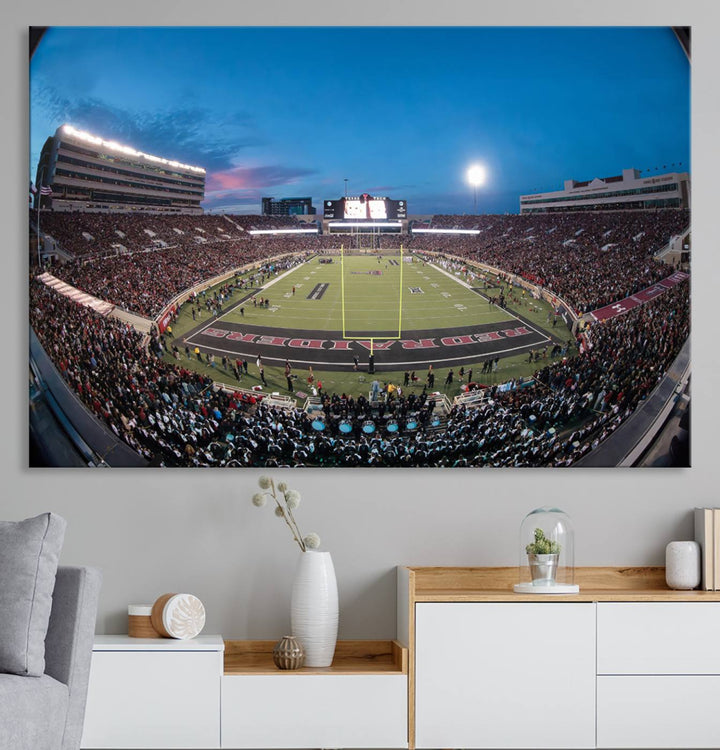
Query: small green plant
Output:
[[525, 527, 560, 555]]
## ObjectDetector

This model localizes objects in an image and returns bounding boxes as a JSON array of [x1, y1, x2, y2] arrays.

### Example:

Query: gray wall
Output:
[[6, 2, 720, 640]]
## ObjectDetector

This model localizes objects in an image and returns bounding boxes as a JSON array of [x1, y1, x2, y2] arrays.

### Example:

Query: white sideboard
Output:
[[81, 637, 407, 749], [80, 570, 720, 750], [80, 635, 224, 749], [399, 566, 720, 750]]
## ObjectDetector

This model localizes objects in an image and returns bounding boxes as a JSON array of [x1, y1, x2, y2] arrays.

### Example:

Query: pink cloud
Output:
[[206, 164, 317, 192]]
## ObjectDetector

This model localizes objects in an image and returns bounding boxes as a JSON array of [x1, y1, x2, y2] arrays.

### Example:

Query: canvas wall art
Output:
[[28, 26, 690, 467]]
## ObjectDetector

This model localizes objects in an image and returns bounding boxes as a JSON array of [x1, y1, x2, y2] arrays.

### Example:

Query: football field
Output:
[[220, 253, 515, 335], [183, 251, 559, 376]]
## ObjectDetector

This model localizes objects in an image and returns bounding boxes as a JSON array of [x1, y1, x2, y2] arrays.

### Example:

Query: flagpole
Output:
[[36, 190, 41, 269], [36, 167, 44, 270]]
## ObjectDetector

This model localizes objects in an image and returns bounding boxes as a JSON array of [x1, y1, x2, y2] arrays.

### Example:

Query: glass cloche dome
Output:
[[514, 506, 579, 594]]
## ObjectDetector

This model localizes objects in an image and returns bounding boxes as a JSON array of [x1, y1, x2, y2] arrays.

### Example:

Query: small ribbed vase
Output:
[[290, 550, 338, 667], [272, 635, 305, 670]]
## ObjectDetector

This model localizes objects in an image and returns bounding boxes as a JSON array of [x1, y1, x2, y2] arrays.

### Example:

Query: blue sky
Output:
[[29, 26, 689, 215]]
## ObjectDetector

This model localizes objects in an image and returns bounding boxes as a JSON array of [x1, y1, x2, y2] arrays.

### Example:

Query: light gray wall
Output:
[[6, 1, 720, 640], [1, 473, 710, 638]]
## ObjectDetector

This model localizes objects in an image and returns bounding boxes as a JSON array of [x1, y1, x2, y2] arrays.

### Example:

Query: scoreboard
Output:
[[323, 194, 407, 220]]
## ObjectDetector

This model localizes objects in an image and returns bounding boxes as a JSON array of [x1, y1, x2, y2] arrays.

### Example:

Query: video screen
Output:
[[323, 196, 407, 220], [343, 198, 387, 220], [343, 199, 366, 219]]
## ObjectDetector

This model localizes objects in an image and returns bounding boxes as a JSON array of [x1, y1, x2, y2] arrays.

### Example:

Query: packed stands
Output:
[[30, 207, 690, 466], [36, 211, 337, 316], [29, 268, 689, 467], [36, 209, 687, 321], [402, 209, 688, 313]]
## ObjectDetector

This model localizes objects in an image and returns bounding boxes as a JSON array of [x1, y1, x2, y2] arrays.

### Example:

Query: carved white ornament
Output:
[[162, 594, 206, 639]]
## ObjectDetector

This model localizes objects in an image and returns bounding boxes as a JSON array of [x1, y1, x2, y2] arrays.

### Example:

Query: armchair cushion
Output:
[[0, 673, 68, 749], [0, 513, 66, 676]]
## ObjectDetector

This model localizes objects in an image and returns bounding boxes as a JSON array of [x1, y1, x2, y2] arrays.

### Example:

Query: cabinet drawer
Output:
[[415, 602, 596, 749], [597, 603, 720, 674], [221, 673, 407, 748], [597, 675, 720, 748], [81, 650, 222, 749]]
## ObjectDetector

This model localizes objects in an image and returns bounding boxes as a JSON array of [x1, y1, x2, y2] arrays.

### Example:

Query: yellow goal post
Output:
[[340, 244, 407, 355]]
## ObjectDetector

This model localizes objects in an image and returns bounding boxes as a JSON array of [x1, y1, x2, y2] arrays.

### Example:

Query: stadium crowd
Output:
[[36, 208, 687, 321], [30, 268, 689, 467], [35, 211, 248, 259], [401, 209, 688, 313], [47, 245, 288, 317], [36, 212, 341, 316]]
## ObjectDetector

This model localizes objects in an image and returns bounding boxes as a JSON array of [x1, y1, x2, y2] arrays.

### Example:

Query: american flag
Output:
[[40, 185, 52, 195], [29, 181, 37, 194]]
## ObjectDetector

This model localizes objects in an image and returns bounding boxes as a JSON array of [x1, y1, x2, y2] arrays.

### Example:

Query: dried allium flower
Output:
[[274, 506, 285, 518], [303, 532, 321, 550], [258, 475, 272, 490], [277, 481, 288, 492], [286, 495, 300, 510], [251, 492, 266, 507]]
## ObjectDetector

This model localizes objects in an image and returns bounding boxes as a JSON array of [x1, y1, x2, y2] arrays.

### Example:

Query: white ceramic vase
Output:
[[290, 550, 338, 667]]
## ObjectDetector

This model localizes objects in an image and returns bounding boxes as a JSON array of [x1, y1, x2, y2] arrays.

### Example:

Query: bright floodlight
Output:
[[467, 164, 487, 187]]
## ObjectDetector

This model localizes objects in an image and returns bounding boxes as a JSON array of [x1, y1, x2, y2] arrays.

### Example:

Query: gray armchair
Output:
[[0, 566, 102, 750]]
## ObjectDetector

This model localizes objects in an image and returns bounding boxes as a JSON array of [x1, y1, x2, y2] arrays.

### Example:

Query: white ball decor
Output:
[[151, 593, 206, 639]]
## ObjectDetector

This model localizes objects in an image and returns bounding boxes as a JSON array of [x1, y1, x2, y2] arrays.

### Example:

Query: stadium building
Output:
[[262, 196, 316, 216], [34, 125, 206, 214], [519, 167, 690, 214]]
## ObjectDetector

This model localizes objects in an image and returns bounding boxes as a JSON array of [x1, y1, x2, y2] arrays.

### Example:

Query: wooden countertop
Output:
[[403, 566, 720, 602]]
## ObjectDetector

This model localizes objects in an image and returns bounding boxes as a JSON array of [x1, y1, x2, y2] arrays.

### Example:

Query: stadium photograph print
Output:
[[28, 26, 690, 468]]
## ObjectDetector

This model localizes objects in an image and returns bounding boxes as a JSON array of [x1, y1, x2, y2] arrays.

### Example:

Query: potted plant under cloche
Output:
[[526, 527, 561, 585], [514, 507, 579, 594]]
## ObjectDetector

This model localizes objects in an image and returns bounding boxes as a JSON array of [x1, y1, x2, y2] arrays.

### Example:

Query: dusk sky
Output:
[[29, 26, 689, 215]]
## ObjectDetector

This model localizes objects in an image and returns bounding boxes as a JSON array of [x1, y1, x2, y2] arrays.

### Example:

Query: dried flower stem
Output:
[[269, 479, 306, 551], [283, 503, 306, 552], [251, 475, 320, 553]]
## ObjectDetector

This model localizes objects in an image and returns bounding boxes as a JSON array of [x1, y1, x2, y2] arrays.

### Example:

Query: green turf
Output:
[[218, 253, 516, 334], [165, 251, 576, 400], [163, 341, 578, 404]]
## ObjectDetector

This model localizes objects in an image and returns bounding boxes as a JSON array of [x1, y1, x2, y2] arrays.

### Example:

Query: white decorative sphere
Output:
[[157, 593, 206, 639]]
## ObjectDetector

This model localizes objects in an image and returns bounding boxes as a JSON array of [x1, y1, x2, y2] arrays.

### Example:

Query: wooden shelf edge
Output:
[[224, 639, 408, 675], [414, 591, 720, 602], [400, 566, 720, 602]]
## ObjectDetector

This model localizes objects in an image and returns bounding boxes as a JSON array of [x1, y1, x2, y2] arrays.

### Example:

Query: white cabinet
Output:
[[81, 635, 223, 749], [222, 673, 407, 749], [221, 640, 408, 749], [82, 637, 406, 750], [403, 566, 720, 750], [596, 603, 720, 749], [414, 602, 596, 749]]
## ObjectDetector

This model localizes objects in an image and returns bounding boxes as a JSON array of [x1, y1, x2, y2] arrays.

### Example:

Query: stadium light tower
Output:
[[344, 178, 348, 197], [466, 164, 487, 214]]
